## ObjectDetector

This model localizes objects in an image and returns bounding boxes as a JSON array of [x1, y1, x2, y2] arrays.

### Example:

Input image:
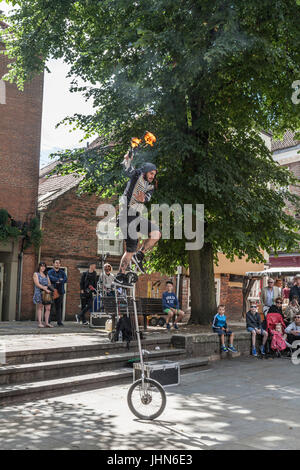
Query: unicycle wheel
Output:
[[127, 377, 166, 420]]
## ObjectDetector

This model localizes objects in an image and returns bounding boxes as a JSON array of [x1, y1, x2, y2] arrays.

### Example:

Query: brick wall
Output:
[[0, 42, 44, 320], [219, 274, 243, 320]]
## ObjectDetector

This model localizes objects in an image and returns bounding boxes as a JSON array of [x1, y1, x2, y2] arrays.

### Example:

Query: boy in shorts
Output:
[[162, 280, 185, 330], [246, 303, 268, 356], [212, 305, 238, 353]]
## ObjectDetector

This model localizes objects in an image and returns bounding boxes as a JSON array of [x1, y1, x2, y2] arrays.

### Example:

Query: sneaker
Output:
[[166, 323, 171, 330], [260, 345, 266, 355], [221, 346, 228, 352], [113, 272, 132, 287], [252, 347, 258, 357], [173, 323, 179, 330], [228, 345, 237, 353], [132, 251, 146, 274], [57, 322, 64, 327], [82, 321, 89, 326]]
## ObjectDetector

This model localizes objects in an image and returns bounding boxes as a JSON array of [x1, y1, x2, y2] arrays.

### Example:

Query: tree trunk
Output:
[[188, 242, 217, 325]]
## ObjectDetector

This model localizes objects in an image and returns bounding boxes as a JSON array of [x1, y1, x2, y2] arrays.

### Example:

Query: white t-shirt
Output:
[[100, 272, 115, 290]]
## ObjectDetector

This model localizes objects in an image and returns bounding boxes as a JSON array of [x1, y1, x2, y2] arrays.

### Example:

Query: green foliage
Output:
[[0, 209, 20, 241], [0, 209, 42, 251], [2, 0, 300, 271]]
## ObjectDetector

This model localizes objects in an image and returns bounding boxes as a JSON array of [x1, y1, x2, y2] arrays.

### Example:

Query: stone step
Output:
[[0, 357, 209, 407], [0, 348, 186, 385], [5, 337, 173, 365]]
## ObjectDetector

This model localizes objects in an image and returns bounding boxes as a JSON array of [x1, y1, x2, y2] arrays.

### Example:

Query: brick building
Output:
[[269, 130, 300, 269], [0, 21, 44, 321]]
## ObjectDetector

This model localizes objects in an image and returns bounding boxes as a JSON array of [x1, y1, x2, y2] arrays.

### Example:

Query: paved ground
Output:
[[1, 357, 299, 450]]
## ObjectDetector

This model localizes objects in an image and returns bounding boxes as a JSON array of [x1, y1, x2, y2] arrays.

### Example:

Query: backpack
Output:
[[114, 316, 132, 347]]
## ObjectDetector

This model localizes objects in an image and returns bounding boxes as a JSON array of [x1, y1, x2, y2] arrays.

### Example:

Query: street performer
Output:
[[114, 150, 161, 287]]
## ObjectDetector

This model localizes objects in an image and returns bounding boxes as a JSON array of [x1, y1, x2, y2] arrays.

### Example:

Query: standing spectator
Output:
[[48, 258, 68, 327], [246, 304, 268, 356], [282, 282, 291, 307], [162, 280, 184, 330], [260, 278, 281, 317], [212, 305, 238, 353], [285, 314, 300, 346], [285, 296, 300, 323], [289, 275, 300, 303], [76, 262, 98, 325], [100, 263, 115, 296], [33, 262, 54, 329]]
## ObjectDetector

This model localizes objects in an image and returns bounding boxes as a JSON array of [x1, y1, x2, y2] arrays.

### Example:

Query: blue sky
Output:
[[1, 1, 95, 168]]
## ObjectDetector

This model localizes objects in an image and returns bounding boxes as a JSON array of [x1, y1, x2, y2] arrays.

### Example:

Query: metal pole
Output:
[[132, 283, 145, 382]]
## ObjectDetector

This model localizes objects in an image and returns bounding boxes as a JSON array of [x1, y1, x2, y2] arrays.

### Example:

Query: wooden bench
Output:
[[101, 296, 165, 330]]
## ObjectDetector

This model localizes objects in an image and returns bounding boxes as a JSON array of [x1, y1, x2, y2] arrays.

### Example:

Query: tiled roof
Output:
[[38, 161, 83, 211], [272, 130, 300, 152]]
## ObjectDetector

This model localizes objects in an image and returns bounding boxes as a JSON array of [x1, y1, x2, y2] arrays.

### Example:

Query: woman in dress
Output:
[[33, 262, 54, 328]]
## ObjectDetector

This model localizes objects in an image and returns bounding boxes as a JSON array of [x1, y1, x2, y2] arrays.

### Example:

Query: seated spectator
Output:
[[268, 297, 288, 324], [246, 303, 268, 356], [162, 280, 184, 330], [270, 323, 287, 356], [212, 305, 238, 353], [285, 314, 300, 346], [285, 296, 300, 323]]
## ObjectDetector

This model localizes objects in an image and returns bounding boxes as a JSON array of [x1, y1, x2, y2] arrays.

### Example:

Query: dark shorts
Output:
[[213, 328, 232, 336], [119, 212, 160, 253]]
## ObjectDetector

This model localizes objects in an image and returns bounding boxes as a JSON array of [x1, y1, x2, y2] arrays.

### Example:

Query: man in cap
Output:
[[289, 275, 300, 303], [114, 151, 161, 286]]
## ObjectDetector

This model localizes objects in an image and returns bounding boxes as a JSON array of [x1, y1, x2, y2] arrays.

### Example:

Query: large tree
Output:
[[2, 0, 300, 323]]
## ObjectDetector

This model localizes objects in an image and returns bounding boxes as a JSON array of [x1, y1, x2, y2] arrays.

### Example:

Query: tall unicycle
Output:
[[127, 283, 166, 420]]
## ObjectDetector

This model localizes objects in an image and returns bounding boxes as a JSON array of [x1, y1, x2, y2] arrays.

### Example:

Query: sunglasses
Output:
[[276, 302, 282, 304]]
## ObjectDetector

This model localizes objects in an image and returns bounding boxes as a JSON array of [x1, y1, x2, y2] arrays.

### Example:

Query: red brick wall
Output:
[[219, 274, 243, 320], [0, 45, 44, 320]]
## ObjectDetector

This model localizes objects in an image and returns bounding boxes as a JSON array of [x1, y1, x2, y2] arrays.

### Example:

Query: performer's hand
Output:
[[124, 151, 132, 162], [134, 191, 145, 202]]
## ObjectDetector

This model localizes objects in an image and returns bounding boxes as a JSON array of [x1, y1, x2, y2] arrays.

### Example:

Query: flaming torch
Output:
[[128, 132, 156, 158]]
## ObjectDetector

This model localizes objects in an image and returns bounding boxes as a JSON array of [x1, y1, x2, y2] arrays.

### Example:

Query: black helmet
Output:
[[141, 162, 157, 173]]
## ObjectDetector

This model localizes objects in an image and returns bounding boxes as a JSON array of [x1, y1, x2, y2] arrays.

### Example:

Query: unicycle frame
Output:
[[132, 283, 146, 388]]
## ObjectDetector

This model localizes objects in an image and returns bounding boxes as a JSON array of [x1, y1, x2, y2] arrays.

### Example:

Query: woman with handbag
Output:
[[33, 262, 54, 328]]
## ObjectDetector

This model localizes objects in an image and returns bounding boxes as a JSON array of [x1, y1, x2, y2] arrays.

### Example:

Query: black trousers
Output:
[[78, 293, 93, 323], [50, 295, 64, 324]]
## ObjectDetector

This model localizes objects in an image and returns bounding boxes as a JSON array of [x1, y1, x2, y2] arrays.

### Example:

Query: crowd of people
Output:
[[32, 260, 187, 329], [33, 262, 300, 357], [245, 276, 300, 356], [211, 276, 300, 356]]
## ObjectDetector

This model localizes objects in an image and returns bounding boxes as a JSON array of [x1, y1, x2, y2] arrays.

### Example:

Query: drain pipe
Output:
[[16, 242, 24, 322], [176, 266, 182, 300]]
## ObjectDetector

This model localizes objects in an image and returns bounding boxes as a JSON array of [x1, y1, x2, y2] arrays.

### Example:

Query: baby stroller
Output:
[[265, 313, 287, 357]]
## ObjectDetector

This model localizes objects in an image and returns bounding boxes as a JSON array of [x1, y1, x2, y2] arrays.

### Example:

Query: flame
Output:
[[131, 137, 142, 148], [144, 131, 156, 146]]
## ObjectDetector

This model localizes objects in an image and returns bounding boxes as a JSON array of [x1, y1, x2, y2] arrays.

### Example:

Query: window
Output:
[[97, 221, 123, 256]]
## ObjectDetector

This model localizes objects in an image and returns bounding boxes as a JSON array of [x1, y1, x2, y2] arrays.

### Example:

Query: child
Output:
[[162, 280, 185, 330], [212, 305, 238, 353], [270, 323, 287, 355]]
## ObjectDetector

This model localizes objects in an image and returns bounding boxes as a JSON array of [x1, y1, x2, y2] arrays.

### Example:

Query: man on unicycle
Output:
[[114, 151, 161, 287]]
